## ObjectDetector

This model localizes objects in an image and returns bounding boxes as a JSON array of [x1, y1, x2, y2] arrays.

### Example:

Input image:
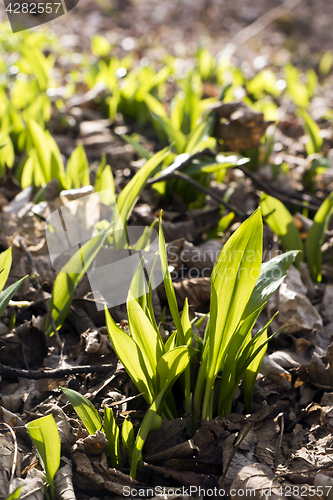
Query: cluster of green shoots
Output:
[[3, 208, 297, 496], [261, 191, 333, 283], [59, 208, 297, 479]]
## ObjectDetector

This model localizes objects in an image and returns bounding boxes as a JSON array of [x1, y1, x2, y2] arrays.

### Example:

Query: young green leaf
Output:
[[260, 193, 303, 266], [243, 328, 267, 412], [94, 165, 116, 206], [60, 387, 102, 435], [202, 208, 263, 420], [306, 191, 333, 282], [0, 248, 13, 292], [298, 109, 323, 156], [104, 406, 121, 467], [122, 418, 135, 462], [130, 346, 190, 478], [5, 487, 22, 500], [65, 145, 90, 188], [127, 291, 165, 382], [158, 213, 185, 344], [116, 147, 169, 230], [0, 275, 28, 318], [26, 414, 61, 500], [26, 117, 50, 183], [45, 231, 108, 336], [121, 134, 152, 160], [105, 307, 154, 404], [243, 250, 299, 318], [152, 113, 186, 153]]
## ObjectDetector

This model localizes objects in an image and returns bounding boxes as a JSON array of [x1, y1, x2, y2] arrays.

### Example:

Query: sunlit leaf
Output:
[[306, 191, 333, 282], [104, 406, 121, 467], [60, 387, 102, 435], [260, 193, 303, 266], [105, 307, 154, 404], [298, 109, 323, 156], [26, 414, 61, 500]]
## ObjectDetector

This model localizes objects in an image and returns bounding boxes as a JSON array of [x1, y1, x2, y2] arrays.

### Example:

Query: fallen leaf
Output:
[[230, 463, 285, 500]]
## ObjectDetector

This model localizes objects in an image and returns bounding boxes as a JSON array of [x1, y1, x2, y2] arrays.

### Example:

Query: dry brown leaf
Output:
[[144, 416, 189, 456], [71, 451, 139, 495], [260, 355, 292, 390], [305, 343, 333, 390], [158, 277, 211, 310], [230, 463, 285, 500], [11, 468, 45, 500], [211, 101, 274, 152], [72, 430, 108, 455], [268, 266, 323, 335], [0, 321, 48, 369], [54, 459, 76, 500], [322, 286, 333, 322]]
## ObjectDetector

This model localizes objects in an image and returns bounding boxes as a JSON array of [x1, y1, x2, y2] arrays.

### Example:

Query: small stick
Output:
[[17, 236, 63, 351], [147, 148, 215, 185], [0, 363, 115, 379], [218, 0, 304, 60], [172, 171, 246, 219], [236, 165, 320, 211]]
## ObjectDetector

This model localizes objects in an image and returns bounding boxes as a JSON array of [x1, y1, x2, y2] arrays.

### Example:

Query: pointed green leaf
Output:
[[27, 117, 50, 182], [306, 191, 333, 282], [152, 113, 186, 153], [26, 414, 60, 500], [5, 486, 22, 500], [104, 406, 121, 467], [243, 328, 267, 412], [121, 134, 151, 160], [122, 418, 135, 461], [209, 208, 263, 380], [60, 387, 102, 435], [130, 346, 189, 478], [243, 250, 299, 318], [116, 147, 169, 227], [105, 308, 154, 404], [260, 193, 303, 266], [127, 291, 165, 381], [0, 275, 27, 318], [0, 248, 12, 293], [65, 145, 90, 188], [45, 231, 107, 336], [158, 213, 184, 344], [156, 346, 190, 395], [298, 109, 323, 155]]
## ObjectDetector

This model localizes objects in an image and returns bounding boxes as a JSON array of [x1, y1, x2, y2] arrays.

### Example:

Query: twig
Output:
[[218, 0, 304, 60], [147, 148, 215, 185], [0, 363, 115, 379], [236, 165, 321, 211], [173, 171, 246, 219], [148, 148, 246, 218], [17, 236, 63, 352]]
